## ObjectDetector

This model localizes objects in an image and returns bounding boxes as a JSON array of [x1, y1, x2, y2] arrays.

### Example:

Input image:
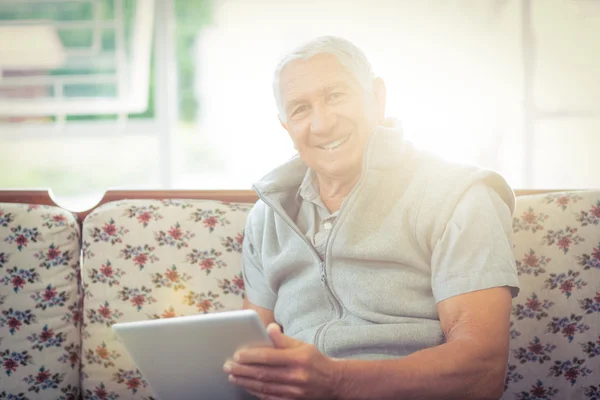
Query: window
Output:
[[1, 0, 598, 211]]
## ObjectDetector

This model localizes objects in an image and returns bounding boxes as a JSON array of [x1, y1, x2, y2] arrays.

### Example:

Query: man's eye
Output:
[[292, 106, 307, 116], [328, 92, 345, 101]]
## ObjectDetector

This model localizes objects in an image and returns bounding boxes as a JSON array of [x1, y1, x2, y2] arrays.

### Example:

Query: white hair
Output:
[[273, 36, 375, 122]]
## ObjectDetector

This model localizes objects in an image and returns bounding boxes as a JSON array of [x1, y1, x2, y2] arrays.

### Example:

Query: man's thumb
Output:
[[266, 323, 299, 349]]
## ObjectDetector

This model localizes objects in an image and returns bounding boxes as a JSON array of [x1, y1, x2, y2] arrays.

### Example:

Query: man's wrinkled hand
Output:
[[223, 323, 341, 400]]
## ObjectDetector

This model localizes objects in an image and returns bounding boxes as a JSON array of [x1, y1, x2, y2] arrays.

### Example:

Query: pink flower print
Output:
[[137, 212, 152, 224], [3, 358, 18, 374], [169, 226, 183, 240], [204, 216, 218, 229], [103, 223, 117, 236], [15, 235, 28, 247], [68, 350, 79, 366], [47, 246, 61, 260], [528, 341, 543, 354], [563, 324, 576, 337], [98, 305, 112, 319], [557, 236, 572, 252], [52, 215, 66, 223], [72, 308, 82, 326], [564, 368, 579, 381], [233, 275, 245, 290], [542, 226, 583, 254], [201, 258, 214, 271], [133, 254, 148, 267], [36, 368, 51, 383], [524, 253, 539, 267], [556, 196, 569, 207], [119, 244, 158, 270], [197, 299, 212, 312], [43, 286, 57, 301], [592, 204, 600, 218], [8, 317, 21, 331], [560, 280, 574, 295], [39, 328, 54, 342], [531, 385, 547, 398], [11, 275, 25, 291], [527, 297, 542, 311], [131, 295, 146, 309], [95, 386, 108, 399], [235, 233, 244, 245], [127, 377, 142, 391], [101, 263, 114, 277], [522, 210, 536, 224]]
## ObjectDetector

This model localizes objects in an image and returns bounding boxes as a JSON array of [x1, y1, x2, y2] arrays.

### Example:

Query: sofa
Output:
[[0, 189, 598, 400]]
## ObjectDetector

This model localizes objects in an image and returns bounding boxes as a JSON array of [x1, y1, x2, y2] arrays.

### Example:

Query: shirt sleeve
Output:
[[241, 224, 277, 310], [430, 182, 520, 303]]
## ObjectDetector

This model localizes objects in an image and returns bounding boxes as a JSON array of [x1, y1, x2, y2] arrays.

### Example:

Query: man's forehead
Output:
[[279, 55, 358, 103]]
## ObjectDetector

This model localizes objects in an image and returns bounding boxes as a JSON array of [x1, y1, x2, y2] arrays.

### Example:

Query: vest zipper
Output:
[[253, 192, 337, 351], [253, 130, 375, 354]]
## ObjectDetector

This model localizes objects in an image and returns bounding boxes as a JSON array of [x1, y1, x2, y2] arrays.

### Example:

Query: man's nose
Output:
[[310, 103, 335, 135]]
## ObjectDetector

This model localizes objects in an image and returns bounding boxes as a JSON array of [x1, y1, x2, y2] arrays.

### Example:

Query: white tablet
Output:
[[112, 309, 272, 400]]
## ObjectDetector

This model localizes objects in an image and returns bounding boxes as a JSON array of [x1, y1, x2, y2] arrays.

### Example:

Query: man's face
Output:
[[279, 54, 383, 180]]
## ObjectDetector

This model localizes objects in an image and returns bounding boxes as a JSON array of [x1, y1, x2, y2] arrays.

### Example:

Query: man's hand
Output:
[[223, 323, 341, 400]]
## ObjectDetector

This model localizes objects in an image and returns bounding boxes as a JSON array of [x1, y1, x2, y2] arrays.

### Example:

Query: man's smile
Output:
[[318, 134, 351, 150]]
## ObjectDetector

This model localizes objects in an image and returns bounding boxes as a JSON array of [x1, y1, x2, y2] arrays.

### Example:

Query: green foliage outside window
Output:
[[0, 0, 212, 122]]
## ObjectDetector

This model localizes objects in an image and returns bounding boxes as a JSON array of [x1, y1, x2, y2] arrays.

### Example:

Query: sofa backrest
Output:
[[0, 203, 81, 399], [1, 189, 598, 400], [503, 191, 600, 400], [79, 199, 252, 399]]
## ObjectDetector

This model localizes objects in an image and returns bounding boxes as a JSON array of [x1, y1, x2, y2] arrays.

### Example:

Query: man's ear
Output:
[[373, 77, 387, 124], [279, 116, 287, 131]]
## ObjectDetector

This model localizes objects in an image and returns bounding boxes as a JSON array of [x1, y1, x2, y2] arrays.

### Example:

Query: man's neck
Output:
[[316, 172, 361, 213]]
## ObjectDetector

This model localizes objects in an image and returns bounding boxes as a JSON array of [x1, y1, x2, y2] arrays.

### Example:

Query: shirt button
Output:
[[323, 222, 333, 230]]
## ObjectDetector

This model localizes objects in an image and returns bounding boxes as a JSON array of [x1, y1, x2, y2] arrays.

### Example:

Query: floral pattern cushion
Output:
[[503, 192, 600, 400], [0, 203, 81, 400], [80, 199, 251, 400]]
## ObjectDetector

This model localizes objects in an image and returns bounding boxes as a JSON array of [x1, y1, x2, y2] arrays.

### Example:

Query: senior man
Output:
[[223, 36, 519, 400]]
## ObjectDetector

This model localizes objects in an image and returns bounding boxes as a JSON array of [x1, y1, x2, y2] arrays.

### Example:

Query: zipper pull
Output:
[[320, 262, 326, 286]]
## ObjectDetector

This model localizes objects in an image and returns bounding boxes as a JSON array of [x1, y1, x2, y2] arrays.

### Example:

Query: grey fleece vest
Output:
[[245, 122, 515, 360]]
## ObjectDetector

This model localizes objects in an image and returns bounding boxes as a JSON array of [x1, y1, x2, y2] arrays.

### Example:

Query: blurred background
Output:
[[0, 0, 598, 210]]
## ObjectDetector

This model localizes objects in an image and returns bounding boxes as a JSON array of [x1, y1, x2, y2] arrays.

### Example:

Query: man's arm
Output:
[[224, 287, 511, 400], [227, 286, 511, 400], [243, 298, 276, 328], [334, 286, 511, 400]]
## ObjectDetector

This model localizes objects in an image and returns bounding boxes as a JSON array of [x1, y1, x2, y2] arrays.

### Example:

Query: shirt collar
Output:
[[297, 168, 319, 202]]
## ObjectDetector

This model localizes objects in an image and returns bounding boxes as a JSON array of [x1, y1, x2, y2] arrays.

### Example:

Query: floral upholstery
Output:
[[79, 199, 251, 399], [2, 190, 598, 400], [0, 203, 81, 400], [503, 192, 600, 400]]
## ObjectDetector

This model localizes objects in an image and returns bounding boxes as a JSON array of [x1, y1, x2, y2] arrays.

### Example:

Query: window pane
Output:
[[0, 135, 160, 211], [532, 118, 600, 189], [532, 0, 600, 111]]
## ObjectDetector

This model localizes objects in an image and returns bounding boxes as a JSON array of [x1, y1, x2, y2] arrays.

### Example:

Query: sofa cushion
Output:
[[503, 191, 600, 400], [80, 199, 251, 399], [0, 203, 81, 400]]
